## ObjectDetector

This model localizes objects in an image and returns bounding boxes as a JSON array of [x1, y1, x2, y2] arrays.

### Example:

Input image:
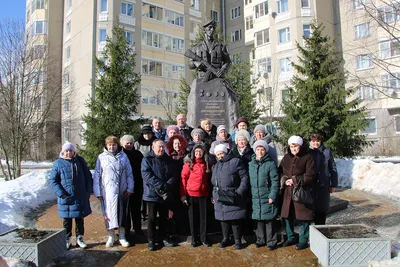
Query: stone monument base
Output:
[[187, 78, 238, 132]]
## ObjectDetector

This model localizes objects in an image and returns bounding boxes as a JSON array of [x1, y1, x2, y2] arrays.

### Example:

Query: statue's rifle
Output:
[[184, 49, 220, 81]]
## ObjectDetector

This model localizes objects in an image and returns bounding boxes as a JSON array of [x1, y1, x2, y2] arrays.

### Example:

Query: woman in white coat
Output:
[[93, 136, 134, 248]]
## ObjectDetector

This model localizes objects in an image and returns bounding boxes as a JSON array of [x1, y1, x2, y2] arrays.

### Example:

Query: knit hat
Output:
[[252, 140, 269, 153], [120, 135, 135, 145], [288, 135, 303, 146], [235, 117, 249, 128], [167, 125, 179, 134], [191, 128, 205, 139], [235, 129, 250, 144], [191, 143, 210, 173], [253, 124, 266, 134], [61, 142, 76, 154], [214, 144, 227, 154], [217, 125, 226, 134], [141, 125, 153, 134]]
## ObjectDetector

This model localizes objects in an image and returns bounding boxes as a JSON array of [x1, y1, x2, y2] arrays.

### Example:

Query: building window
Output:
[[142, 60, 162, 76], [354, 0, 370, 9], [32, 0, 47, 12], [63, 128, 70, 142], [379, 40, 400, 59], [142, 30, 163, 48], [231, 6, 241, 20], [255, 2, 268, 18], [245, 0, 252, 5], [278, 27, 290, 43], [395, 116, 400, 132], [66, 0, 72, 10], [66, 21, 71, 35], [64, 98, 70, 112], [356, 54, 373, 70], [100, 0, 107, 12], [31, 20, 47, 35], [65, 46, 71, 60], [257, 57, 271, 75], [32, 45, 46, 60], [279, 57, 292, 73], [211, 10, 219, 22], [358, 86, 375, 100], [165, 36, 185, 52], [256, 29, 270, 46], [378, 4, 400, 24], [354, 23, 371, 39], [125, 31, 134, 45], [190, 0, 200, 10], [382, 73, 400, 91], [121, 2, 134, 16], [245, 16, 253, 30], [363, 118, 376, 134], [231, 29, 241, 42], [301, 0, 310, 8], [64, 71, 70, 86], [277, 0, 288, 13], [190, 21, 200, 33], [165, 10, 184, 27], [282, 89, 289, 102], [303, 24, 311, 38], [232, 53, 242, 64], [142, 3, 163, 21], [99, 29, 106, 42]]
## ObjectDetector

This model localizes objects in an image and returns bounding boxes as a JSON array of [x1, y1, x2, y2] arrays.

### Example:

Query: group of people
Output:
[[48, 114, 338, 252]]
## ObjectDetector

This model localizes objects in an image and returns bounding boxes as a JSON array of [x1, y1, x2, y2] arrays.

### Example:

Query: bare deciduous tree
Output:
[[0, 19, 61, 180]]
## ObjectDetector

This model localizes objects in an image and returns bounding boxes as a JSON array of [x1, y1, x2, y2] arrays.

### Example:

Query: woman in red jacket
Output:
[[180, 143, 211, 247]]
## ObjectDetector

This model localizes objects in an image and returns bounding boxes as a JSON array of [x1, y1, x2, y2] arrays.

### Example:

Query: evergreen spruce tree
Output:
[[279, 23, 369, 157], [175, 76, 191, 116], [226, 61, 260, 127], [80, 24, 140, 167]]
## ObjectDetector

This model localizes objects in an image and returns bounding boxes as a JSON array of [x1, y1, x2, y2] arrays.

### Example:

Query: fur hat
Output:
[[252, 140, 269, 153], [217, 125, 226, 134], [120, 135, 135, 145], [214, 144, 227, 154], [191, 128, 205, 139], [235, 129, 250, 144], [61, 142, 76, 154], [141, 125, 153, 134], [253, 124, 266, 134], [167, 125, 179, 135], [235, 117, 249, 128], [288, 135, 303, 146]]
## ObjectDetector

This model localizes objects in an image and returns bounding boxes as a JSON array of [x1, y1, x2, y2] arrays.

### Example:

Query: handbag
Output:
[[292, 176, 313, 205]]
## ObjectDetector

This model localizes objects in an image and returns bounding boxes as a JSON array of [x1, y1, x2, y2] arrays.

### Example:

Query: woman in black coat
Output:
[[230, 129, 254, 171], [211, 144, 249, 250], [121, 135, 144, 239], [308, 133, 338, 225]]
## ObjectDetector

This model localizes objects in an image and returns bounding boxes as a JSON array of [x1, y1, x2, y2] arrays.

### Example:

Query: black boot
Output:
[[218, 238, 230, 248], [235, 239, 242, 250]]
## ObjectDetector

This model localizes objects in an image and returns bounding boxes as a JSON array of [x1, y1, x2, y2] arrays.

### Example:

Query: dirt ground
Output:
[[36, 189, 400, 267]]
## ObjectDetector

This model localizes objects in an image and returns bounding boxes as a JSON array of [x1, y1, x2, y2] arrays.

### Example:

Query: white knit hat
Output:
[[61, 142, 76, 154], [252, 140, 269, 153], [288, 135, 303, 146], [214, 144, 227, 154], [235, 129, 250, 144]]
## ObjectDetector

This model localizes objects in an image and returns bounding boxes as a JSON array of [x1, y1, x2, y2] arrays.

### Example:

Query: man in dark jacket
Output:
[[308, 133, 338, 225], [177, 113, 193, 142], [152, 117, 166, 140], [141, 139, 179, 251]]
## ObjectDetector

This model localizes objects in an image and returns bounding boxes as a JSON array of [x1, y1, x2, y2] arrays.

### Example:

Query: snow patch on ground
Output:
[[0, 170, 56, 233], [336, 159, 400, 202]]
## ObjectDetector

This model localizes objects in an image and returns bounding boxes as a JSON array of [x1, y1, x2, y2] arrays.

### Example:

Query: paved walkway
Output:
[[36, 189, 400, 266]]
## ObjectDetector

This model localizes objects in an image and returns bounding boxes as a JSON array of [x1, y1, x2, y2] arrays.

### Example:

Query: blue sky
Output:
[[1, 0, 26, 21]]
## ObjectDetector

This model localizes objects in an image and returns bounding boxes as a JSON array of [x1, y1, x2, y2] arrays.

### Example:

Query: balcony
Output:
[[301, 8, 311, 17], [99, 12, 108, 21], [119, 14, 135, 26], [98, 42, 106, 52], [189, 8, 201, 18], [275, 11, 290, 23], [277, 42, 292, 52]]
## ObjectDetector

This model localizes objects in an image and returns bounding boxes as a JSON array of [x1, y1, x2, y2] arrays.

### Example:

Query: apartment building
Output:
[[338, 0, 400, 155], [25, 0, 63, 159], [244, 0, 336, 126]]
